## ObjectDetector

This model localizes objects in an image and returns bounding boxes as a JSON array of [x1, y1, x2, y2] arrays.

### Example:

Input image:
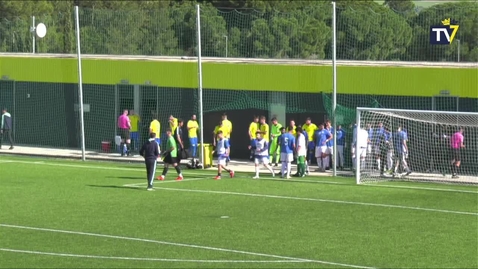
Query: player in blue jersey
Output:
[[336, 125, 346, 170], [276, 127, 296, 179], [392, 126, 411, 177], [373, 122, 385, 171], [314, 124, 332, 172], [325, 120, 334, 170], [249, 131, 275, 179]]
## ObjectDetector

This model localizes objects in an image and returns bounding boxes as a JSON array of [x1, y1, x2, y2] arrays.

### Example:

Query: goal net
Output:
[[355, 108, 478, 185]]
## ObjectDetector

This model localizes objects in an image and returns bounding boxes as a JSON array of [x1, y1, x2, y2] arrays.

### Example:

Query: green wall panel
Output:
[[0, 56, 476, 98]]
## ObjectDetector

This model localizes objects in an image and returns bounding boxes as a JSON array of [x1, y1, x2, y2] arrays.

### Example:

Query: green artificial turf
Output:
[[0, 155, 477, 268]]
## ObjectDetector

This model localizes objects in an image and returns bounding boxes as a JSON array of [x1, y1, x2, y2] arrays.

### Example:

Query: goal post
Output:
[[355, 107, 478, 185]]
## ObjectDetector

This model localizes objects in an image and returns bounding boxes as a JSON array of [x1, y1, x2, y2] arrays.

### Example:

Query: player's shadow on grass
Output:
[[86, 185, 143, 191], [105, 176, 144, 180]]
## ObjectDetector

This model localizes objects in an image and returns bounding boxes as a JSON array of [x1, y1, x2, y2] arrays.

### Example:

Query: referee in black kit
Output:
[[140, 132, 160, 191]]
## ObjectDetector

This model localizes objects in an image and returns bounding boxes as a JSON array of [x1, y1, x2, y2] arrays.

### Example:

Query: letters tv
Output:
[[430, 26, 453, 45]]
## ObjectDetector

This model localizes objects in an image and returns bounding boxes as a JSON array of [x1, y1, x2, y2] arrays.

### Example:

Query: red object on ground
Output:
[[101, 141, 111, 153]]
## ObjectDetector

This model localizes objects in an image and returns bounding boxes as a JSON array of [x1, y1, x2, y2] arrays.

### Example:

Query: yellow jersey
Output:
[[128, 115, 140, 132], [149, 119, 160, 137], [260, 123, 270, 142], [287, 125, 297, 136], [222, 119, 232, 138], [249, 122, 259, 138], [302, 123, 318, 141], [214, 125, 228, 136], [170, 117, 178, 133], [187, 120, 199, 138]]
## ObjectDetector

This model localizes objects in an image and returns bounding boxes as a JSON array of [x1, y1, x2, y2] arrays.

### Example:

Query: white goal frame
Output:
[[355, 107, 478, 185]]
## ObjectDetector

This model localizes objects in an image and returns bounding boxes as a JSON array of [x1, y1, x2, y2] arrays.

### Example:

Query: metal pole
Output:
[[196, 4, 205, 168], [32, 16, 35, 54], [355, 110, 361, 184], [332, 1, 338, 177], [457, 39, 460, 62], [224, 35, 228, 57], [75, 6, 86, 161], [12, 81, 16, 142]]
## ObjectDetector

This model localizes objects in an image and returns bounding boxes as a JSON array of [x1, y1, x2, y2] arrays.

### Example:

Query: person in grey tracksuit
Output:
[[1, 108, 13, 150]]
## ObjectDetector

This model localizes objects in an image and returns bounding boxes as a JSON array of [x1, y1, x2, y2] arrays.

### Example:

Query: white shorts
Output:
[[218, 156, 227, 165], [358, 148, 367, 158], [254, 156, 269, 164], [327, 146, 333, 155], [315, 146, 327, 158], [280, 152, 293, 163]]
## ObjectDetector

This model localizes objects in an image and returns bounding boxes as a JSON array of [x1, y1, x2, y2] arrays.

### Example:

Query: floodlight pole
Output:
[[75, 6, 86, 161], [332, 1, 338, 177], [197, 4, 205, 168], [457, 39, 461, 62], [223, 35, 228, 57], [32, 16, 35, 54]]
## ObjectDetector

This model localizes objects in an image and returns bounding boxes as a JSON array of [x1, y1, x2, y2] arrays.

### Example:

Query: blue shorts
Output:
[[130, 132, 139, 140], [307, 141, 315, 150], [189, 137, 198, 146]]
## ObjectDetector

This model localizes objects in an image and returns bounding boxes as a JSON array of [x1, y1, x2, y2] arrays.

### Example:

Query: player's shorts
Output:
[[327, 146, 333, 155], [163, 153, 178, 165], [307, 141, 315, 151], [130, 132, 139, 141], [254, 155, 269, 164], [189, 137, 198, 146], [315, 146, 327, 158], [372, 145, 381, 155], [451, 148, 461, 161], [280, 152, 294, 163], [358, 147, 367, 158], [119, 128, 130, 140], [218, 155, 228, 165]]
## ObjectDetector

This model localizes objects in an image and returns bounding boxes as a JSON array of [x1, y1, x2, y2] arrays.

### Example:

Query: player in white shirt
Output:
[[353, 126, 369, 172], [295, 127, 307, 177], [248, 131, 275, 179]]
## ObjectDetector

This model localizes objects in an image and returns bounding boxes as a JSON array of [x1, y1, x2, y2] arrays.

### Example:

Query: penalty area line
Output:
[[155, 187, 478, 216], [0, 224, 374, 269], [0, 248, 309, 263], [123, 178, 206, 187]]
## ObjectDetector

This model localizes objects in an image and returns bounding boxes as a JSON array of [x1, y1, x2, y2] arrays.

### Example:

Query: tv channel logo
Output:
[[430, 18, 459, 45]]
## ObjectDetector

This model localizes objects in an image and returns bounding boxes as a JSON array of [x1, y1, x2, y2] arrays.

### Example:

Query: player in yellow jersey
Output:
[[169, 115, 178, 134], [187, 114, 199, 161], [248, 116, 259, 160], [221, 113, 233, 164], [259, 116, 269, 142], [128, 110, 141, 151], [302, 117, 318, 174], [149, 114, 161, 152], [213, 120, 227, 147]]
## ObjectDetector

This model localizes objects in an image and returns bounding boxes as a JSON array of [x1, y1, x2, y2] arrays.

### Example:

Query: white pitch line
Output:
[[155, 187, 478, 216], [123, 178, 205, 187], [0, 224, 374, 269], [3, 159, 478, 194], [0, 248, 309, 263]]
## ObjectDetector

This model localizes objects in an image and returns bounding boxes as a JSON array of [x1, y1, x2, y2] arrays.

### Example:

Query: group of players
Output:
[[118, 110, 466, 190]]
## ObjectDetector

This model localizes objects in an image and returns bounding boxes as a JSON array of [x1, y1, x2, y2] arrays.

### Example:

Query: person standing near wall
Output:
[[0, 108, 14, 150]]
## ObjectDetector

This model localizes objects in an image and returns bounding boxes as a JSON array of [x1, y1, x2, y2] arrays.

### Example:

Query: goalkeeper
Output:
[[269, 117, 282, 166]]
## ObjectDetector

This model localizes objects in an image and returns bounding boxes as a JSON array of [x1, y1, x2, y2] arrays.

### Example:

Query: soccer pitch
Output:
[[0, 156, 477, 268]]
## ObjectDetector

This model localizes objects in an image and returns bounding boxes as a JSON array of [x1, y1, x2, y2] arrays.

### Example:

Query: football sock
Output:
[[162, 167, 169, 176], [286, 162, 292, 176], [255, 165, 259, 177], [265, 164, 274, 174], [175, 166, 182, 175], [281, 162, 286, 175], [377, 159, 381, 170]]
